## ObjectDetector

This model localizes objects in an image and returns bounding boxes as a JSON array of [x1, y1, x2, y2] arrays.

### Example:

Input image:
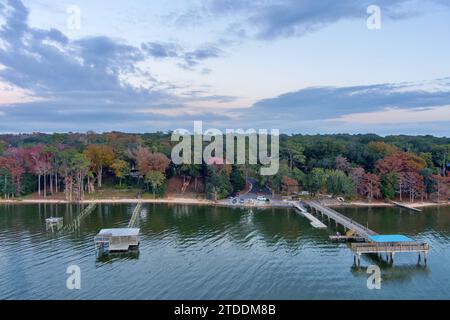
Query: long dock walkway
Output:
[[290, 202, 327, 228], [306, 201, 378, 239], [128, 202, 142, 228], [63, 203, 97, 231], [390, 200, 422, 212]]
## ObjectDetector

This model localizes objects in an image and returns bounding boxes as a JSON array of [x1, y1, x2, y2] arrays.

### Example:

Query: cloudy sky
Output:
[[0, 0, 450, 135]]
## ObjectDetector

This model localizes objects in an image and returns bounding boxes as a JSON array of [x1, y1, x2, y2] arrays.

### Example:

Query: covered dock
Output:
[[94, 228, 140, 253], [351, 234, 429, 266]]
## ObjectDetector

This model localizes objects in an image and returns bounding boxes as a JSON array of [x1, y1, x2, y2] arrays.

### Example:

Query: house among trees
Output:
[[281, 176, 300, 195]]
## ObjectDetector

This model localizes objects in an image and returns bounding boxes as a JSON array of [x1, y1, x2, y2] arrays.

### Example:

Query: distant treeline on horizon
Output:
[[0, 132, 449, 203]]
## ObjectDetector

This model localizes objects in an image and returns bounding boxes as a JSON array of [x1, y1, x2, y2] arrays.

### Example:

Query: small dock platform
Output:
[[291, 202, 327, 228], [45, 217, 63, 231], [390, 201, 422, 212]]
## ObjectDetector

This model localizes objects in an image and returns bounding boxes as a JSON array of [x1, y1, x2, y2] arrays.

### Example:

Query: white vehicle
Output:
[[257, 196, 268, 202]]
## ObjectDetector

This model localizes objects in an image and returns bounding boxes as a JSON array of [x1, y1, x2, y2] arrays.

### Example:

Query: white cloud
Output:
[[0, 82, 43, 105], [330, 105, 450, 124]]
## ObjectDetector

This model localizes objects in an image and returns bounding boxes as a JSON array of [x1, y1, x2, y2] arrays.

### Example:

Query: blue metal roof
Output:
[[368, 235, 413, 243]]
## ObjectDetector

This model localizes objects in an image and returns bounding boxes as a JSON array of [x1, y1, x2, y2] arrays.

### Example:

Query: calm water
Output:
[[0, 203, 449, 300]]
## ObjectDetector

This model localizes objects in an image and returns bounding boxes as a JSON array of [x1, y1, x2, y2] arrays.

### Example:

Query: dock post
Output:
[[424, 252, 428, 265], [357, 253, 361, 267], [418, 253, 421, 264], [391, 252, 395, 265]]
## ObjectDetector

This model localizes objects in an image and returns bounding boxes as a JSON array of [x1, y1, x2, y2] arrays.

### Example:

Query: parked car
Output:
[[239, 198, 245, 204], [257, 196, 268, 202]]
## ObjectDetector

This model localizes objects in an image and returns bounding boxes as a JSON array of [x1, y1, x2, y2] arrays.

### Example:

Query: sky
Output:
[[0, 0, 450, 135]]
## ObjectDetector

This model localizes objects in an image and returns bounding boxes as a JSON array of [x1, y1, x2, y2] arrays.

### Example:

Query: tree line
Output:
[[0, 132, 448, 202]]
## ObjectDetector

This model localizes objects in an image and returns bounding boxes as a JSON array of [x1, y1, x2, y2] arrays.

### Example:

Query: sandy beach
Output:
[[0, 197, 448, 208]]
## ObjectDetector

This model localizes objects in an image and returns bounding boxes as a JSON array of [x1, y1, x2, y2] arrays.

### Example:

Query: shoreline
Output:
[[0, 197, 448, 209]]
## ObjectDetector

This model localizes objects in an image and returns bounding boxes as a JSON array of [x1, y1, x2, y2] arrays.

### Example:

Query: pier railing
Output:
[[307, 201, 377, 238], [352, 242, 429, 254]]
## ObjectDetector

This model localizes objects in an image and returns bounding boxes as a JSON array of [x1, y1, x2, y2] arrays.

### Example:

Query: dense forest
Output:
[[0, 132, 448, 202]]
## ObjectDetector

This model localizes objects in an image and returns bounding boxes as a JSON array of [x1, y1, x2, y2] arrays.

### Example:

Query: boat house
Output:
[[94, 228, 140, 253]]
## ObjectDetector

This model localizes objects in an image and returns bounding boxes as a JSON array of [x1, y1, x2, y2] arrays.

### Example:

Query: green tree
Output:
[[205, 166, 233, 200], [282, 140, 305, 170], [380, 172, 397, 200], [230, 165, 245, 193], [326, 170, 355, 197], [111, 159, 129, 187], [0, 141, 6, 155], [145, 170, 165, 198], [84, 145, 115, 188], [303, 168, 329, 195]]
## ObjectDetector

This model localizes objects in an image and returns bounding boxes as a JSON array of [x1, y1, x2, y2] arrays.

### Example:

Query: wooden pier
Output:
[[290, 202, 327, 228], [128, 202, 142, 228], [329, 235, 366, 242], [306, 201, 378, 239], [351, 241, 429, 265], [303, 201, 429, 265], [63, 203, 97, 231], [351, 242, 429, 255]]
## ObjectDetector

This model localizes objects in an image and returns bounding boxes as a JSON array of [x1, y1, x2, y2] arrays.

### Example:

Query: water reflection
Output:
[[351, 263, 430, 284], [96, 250, 140, 265], [0, 203, 449, 299]]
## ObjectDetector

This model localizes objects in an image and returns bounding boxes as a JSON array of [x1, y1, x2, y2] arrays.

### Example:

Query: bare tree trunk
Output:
[[44, 174, 47, 198], [97, 166, 103, 188]]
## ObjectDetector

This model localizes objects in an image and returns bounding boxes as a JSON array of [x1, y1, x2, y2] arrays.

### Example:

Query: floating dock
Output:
[[291, 202, 327, 228]]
